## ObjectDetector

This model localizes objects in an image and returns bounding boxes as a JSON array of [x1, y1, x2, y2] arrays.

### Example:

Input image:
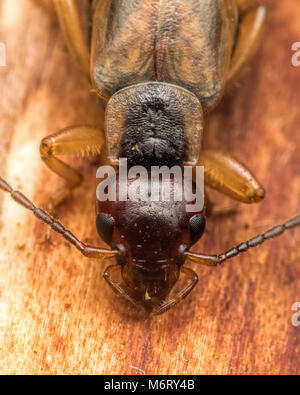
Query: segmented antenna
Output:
[[219, 215, 300, 263], [186, 214, 300, 266], [0, 177, 117, 259]]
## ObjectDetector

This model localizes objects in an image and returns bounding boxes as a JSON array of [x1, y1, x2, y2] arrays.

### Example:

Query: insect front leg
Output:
[[227, 1, 267, 87], [40, 126, 105, 214], [196, 149, 265, 204]]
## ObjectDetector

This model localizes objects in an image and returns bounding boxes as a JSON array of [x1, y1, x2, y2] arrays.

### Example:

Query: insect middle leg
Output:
[[227, 1, 267, 87], [40, 125, 105, 213]]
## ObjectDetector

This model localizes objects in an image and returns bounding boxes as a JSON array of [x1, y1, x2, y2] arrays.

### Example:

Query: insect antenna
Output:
[[186, 214, 300, 266], [0, 176, 118, 259]]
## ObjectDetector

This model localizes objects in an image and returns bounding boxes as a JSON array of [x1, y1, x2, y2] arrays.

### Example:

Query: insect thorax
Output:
[[105, 82, 204, 167]]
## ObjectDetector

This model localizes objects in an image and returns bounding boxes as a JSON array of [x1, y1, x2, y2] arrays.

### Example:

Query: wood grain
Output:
[[0, 0, 299, 375]]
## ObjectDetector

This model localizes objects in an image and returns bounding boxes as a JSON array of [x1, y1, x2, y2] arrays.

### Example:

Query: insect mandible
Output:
[[1, 0, 299, 314]]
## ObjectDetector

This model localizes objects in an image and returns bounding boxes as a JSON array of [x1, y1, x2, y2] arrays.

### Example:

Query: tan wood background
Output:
[[0, 0, 299, 375]]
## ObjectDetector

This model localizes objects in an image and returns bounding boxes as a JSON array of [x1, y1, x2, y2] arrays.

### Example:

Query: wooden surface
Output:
[[0, 0, 299, 375]]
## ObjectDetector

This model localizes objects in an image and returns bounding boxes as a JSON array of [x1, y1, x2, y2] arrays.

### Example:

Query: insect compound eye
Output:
[[96, 214, 115, 245], [189, 214, 206, 245]]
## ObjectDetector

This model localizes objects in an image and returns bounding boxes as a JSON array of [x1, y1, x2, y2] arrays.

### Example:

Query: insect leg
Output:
[[227, 3, 267, 87], [53, 0, 91, 76], [185, 214, 300, 266], [0, 177, 118, 259], [196, 150, 265, 204], [40, 125, 105, 213]]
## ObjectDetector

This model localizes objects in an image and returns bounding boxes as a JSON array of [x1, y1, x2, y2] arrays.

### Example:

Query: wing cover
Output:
[[91, 0, 238, 110]]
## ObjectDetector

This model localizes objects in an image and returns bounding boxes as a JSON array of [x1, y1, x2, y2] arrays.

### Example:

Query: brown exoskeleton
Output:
[[1, 0, 299, 314]]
